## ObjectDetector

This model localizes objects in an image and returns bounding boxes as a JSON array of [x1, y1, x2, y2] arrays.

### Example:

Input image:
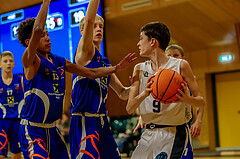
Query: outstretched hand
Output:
[[116, 53, 137, 72]]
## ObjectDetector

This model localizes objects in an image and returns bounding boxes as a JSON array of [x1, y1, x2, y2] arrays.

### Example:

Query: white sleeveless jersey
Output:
[[139, 57, 192, 125]]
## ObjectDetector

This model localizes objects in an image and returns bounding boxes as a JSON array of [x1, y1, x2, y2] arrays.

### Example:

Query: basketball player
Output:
[[16, 0, 136, 158], [69, 0, 136, 158], [165, 44, 204, 159], [0, 51, 23, 159], [126, 22, 205, 159], [165, 44, 204, 138]]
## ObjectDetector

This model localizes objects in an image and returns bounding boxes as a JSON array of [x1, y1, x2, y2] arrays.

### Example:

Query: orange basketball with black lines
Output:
[[150, 69, 183, 104]]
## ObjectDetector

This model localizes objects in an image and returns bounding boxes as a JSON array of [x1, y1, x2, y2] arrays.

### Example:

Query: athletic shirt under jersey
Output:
[[21, 53, 65, 123], [139, 56, 192, 126], [0, 75, 24, 119], [71, 48, 111, 114]]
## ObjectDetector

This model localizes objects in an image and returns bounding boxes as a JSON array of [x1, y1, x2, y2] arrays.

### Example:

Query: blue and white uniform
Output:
[[131, 57, 192, 159], [0, 75, 23, 157], [70, 49, 121, 159], [19, 53, 69, 159]]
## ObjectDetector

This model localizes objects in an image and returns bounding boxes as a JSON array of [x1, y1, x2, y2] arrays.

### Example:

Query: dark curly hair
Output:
[[17, 18, 35, 47], [140, 22, 170, 51]]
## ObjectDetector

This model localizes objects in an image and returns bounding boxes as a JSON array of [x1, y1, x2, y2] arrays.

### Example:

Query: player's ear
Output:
[[25, 39, 30, 46], [150, 38, 158, 47]]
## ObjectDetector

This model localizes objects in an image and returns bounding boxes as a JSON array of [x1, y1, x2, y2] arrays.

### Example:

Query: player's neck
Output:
[[151, 50, 169, 72], [37, 51, 53, 63], [2, 72, 13, 85], [94, 43, 101, 53], [37, 51, 47, 59]]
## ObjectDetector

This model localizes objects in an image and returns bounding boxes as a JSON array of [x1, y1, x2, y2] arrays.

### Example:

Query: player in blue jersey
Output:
[[69, 0, 136, 158], [0, 51, 24, 159], [16, 0, 136, 158]]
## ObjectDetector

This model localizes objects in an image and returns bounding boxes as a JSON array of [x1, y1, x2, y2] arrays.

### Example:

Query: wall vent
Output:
[[122, 0, 152, 11]]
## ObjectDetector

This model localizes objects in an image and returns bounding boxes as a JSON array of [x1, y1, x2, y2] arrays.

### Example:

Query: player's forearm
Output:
[[34, 0, 50, 31], [195, 107, 204, 123], [67, 64, 116, 79], [23, 0, 50, 66], [126, 91, 148, 114], [85, 0, 100, 20], [88, 66, 117, 79], [119, 87, 131, 100], [66, 60, 118, 79], [188, 96, 205, 108]]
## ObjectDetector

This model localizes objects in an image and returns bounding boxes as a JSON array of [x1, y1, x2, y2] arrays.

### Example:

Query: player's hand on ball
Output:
[[176, 82, 191, 103], [143, 75, 154, 97]]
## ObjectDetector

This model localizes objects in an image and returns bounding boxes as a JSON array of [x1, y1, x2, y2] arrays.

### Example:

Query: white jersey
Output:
[[139, 57, 192, 126]]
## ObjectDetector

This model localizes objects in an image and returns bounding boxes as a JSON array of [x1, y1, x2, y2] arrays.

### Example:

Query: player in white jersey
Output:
[[165, 44, 205, 159], [126, 22, 205, 159], [165, 44, 204, 138]]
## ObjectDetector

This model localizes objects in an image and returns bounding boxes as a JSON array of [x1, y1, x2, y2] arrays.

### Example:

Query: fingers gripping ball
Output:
[[150, 69, 183, 104]]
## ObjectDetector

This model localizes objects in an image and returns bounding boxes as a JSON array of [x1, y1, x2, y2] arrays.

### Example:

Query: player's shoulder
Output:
[[180, 58, 189, 65], [180, 59, 191, 70], [135, 60, 151, 69], [133, 63, 140, 70]]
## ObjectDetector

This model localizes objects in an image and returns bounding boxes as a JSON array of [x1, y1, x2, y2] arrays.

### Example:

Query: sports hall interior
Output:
[[0, 0, 240, 158]]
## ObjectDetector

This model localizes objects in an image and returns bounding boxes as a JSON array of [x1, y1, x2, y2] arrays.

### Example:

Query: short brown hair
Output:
[[140, 22, 170, 51]]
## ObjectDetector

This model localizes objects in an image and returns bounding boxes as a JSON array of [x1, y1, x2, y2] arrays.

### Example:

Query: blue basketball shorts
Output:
[[69, 115, 121, 159], [0, 118, 21, 157], [19, 124, 69, 159]]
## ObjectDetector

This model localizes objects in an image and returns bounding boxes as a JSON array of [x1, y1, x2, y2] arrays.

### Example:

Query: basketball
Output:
[[150, 69, 183, 104]]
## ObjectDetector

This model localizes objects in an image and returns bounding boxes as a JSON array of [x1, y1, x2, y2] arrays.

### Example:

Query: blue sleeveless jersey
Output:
[[21, 53, 65, 123], [0, 75, 24, 119], [71, 49, 111, 114]]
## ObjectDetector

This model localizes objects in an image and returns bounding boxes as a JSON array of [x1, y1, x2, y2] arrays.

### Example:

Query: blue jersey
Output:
[[71, 49, 111, 114], [0, 75, 24, 119], [21, 53, 65, 123]]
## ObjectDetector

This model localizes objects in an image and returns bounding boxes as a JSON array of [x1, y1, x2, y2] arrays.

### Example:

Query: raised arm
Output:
[[21, 0, 51, 79], [75, 0, 100, 65]]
